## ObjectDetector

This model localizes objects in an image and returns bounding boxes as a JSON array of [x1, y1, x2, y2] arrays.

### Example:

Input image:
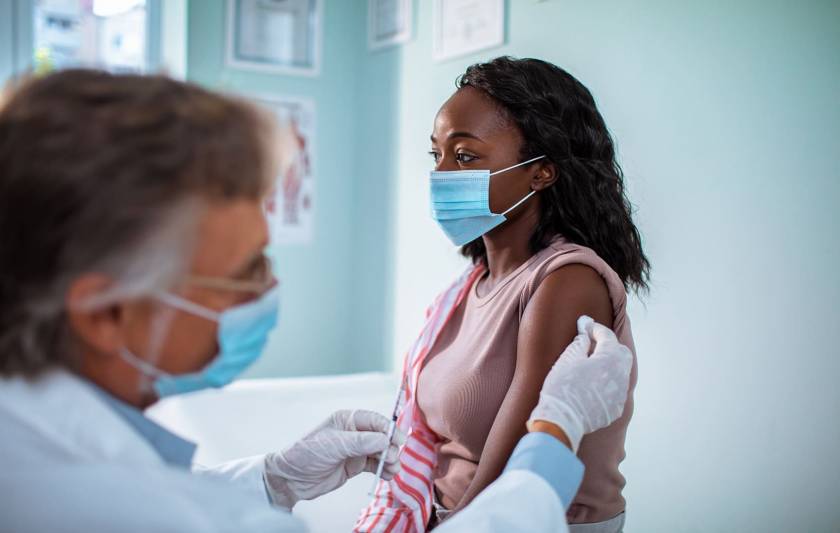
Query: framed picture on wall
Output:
[[226, 0, 322, 76], [251, 95, 317, 245], [368, 0, 413, 50], [433, 0, 505, 62]]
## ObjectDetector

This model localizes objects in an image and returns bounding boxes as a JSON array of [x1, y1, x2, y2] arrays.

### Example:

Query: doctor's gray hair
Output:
[[0, 70, 278, 377]]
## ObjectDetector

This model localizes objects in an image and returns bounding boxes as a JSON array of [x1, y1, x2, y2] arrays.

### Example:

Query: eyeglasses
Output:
[[182, 253, 277, 295]]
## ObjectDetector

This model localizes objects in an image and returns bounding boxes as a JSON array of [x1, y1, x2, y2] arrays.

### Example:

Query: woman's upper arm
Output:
[[454, 264, 613, 510], [518, 264, 614, 380]]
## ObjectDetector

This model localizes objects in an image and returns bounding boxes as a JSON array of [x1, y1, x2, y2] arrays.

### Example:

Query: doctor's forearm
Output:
[[436, 433, 584, 533], [504, 432, 585, 509], [453, 423, 573, 513]]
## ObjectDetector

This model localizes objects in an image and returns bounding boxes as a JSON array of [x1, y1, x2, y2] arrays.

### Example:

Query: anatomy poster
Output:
[[254, 95, 315, 245]]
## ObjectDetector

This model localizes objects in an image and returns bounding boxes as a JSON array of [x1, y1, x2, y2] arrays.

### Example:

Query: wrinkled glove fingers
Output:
[[342, 430, 390, 457], [558, 331, 591, 363], [363, 455, 402, 480], [362, 439, 401, 468], [363, 456, 380, 474], [349, 409, 392, 434], [382, 458, 401, 480], [590, 322, 620, 349], [363, 440, 399, 466]]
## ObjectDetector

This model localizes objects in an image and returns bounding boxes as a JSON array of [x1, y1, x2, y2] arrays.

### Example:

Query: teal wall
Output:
[[187, 1, 384, 377], [188, 0, 409, 378], [0, 2, 12, 82], [0, 0, 35, 81], [346, 33, 402, 375]]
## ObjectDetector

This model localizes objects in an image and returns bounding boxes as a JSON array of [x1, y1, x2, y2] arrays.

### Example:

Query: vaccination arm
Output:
[[450, 264, 613, 514], [436, 316, 633, 533]]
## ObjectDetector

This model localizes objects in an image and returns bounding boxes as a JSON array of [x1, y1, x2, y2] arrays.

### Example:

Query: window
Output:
[[33, 0, 150, 73]]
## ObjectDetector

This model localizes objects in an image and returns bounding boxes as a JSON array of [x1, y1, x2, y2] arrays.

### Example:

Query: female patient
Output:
[[358, 57, 648, 533]]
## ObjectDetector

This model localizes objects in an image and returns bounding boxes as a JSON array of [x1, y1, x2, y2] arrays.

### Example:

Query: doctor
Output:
[[0, 70, 633, 532]]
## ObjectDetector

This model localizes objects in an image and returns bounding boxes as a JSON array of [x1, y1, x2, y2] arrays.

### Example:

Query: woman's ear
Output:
[[531, 162, 558, 191]]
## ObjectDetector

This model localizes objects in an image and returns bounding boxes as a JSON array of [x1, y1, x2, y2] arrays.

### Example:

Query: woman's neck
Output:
[[481, 201, 541, 287]]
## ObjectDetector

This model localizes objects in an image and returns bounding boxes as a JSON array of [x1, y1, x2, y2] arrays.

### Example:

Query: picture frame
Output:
[[226, 0, 322, 76], [368, 0, 413, 51], [432, 0, 505, 62], [251, 94, 317, 245]]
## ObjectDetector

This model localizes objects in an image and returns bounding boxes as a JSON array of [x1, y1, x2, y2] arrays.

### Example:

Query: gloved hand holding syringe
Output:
[[369, 379, 406, 495]]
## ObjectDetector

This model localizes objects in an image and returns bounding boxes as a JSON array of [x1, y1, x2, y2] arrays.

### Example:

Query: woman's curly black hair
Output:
[[457, 56, 650, 293]]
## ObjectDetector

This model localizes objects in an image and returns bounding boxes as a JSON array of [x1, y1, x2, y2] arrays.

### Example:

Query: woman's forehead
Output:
[[433, 87, 516, 142]]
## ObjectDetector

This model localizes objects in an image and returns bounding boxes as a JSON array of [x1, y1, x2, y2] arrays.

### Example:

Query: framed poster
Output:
[[368, 0, 413, 50], [253, 95, 316, 245], [226, 0, 321, 76], [433, 0, 505, 62]]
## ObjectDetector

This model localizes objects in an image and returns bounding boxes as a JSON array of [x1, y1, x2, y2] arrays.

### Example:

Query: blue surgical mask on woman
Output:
[[120, 284, 280, 397], [429, 155, 546, 246]]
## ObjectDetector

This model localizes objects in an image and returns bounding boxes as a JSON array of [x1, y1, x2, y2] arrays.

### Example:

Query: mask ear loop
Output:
[[145, 304, 177, 368], [155, 292, 221, 322], [118, 301, 178, 395], [119, 346, 168, 379], [489, 155, 546, 176], [491, 155, 547, 216], [500, 189, 538, 216], [119, 294, 216, 395]]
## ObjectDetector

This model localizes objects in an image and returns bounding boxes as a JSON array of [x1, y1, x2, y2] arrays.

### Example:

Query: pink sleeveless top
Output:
[[416, 237, 637, 524]]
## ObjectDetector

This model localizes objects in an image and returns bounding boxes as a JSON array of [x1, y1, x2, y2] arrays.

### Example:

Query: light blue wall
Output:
[[0, 2, 13, 82], [380, 1, 840, 531], [186, 1, 372, 377], [347, 35, 403, 374], [1, 0, 36, 80]]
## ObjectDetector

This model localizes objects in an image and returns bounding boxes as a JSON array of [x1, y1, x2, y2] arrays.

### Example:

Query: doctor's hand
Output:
[[262, 409, 405, 510], [528, 316, 633, 453]]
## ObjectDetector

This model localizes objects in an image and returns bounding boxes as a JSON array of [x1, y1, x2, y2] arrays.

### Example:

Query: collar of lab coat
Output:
[[0, 368, 166, 468], [93, 385, 197, 468]]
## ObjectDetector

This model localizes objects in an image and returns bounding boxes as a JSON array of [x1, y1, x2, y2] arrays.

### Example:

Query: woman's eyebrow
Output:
[[430, 131, 485, 143]]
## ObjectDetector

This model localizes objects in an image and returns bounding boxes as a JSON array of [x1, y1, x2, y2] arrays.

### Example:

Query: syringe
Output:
[[369, 380, 404, 496]]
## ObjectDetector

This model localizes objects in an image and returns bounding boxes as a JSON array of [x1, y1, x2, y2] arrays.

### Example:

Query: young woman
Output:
[[357, 56, 648, 533]]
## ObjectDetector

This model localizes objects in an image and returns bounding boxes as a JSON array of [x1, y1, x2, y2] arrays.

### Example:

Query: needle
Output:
[[369, 380, 404, 496]]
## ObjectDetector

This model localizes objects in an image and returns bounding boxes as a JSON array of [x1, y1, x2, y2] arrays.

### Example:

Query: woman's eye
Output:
[[456, 153, 477, 163], [428, 151, 441, 162]]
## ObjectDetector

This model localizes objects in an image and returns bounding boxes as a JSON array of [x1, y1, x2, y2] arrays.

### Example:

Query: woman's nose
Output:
[[435, 154, 459, 172]]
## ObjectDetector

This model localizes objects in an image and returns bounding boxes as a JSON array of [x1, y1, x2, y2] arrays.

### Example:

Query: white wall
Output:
[[383, 1, 840, 531]]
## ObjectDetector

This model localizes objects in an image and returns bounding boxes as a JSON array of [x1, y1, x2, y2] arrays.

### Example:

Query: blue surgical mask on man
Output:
[[120, 284, 280, 397], [429, 155, 546, 246]]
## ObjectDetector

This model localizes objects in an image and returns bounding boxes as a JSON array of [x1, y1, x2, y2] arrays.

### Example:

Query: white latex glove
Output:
[[263, 409, 405, 510], [527, 316, 633, 453]]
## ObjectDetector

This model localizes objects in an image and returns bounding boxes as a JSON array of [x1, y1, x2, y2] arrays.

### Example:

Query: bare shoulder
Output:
[[518, 264, 614, 365], [534, 263, 613, 325]]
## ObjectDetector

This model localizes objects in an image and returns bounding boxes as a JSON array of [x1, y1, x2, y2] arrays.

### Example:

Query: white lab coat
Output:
[[0, 370, 567, 532]]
